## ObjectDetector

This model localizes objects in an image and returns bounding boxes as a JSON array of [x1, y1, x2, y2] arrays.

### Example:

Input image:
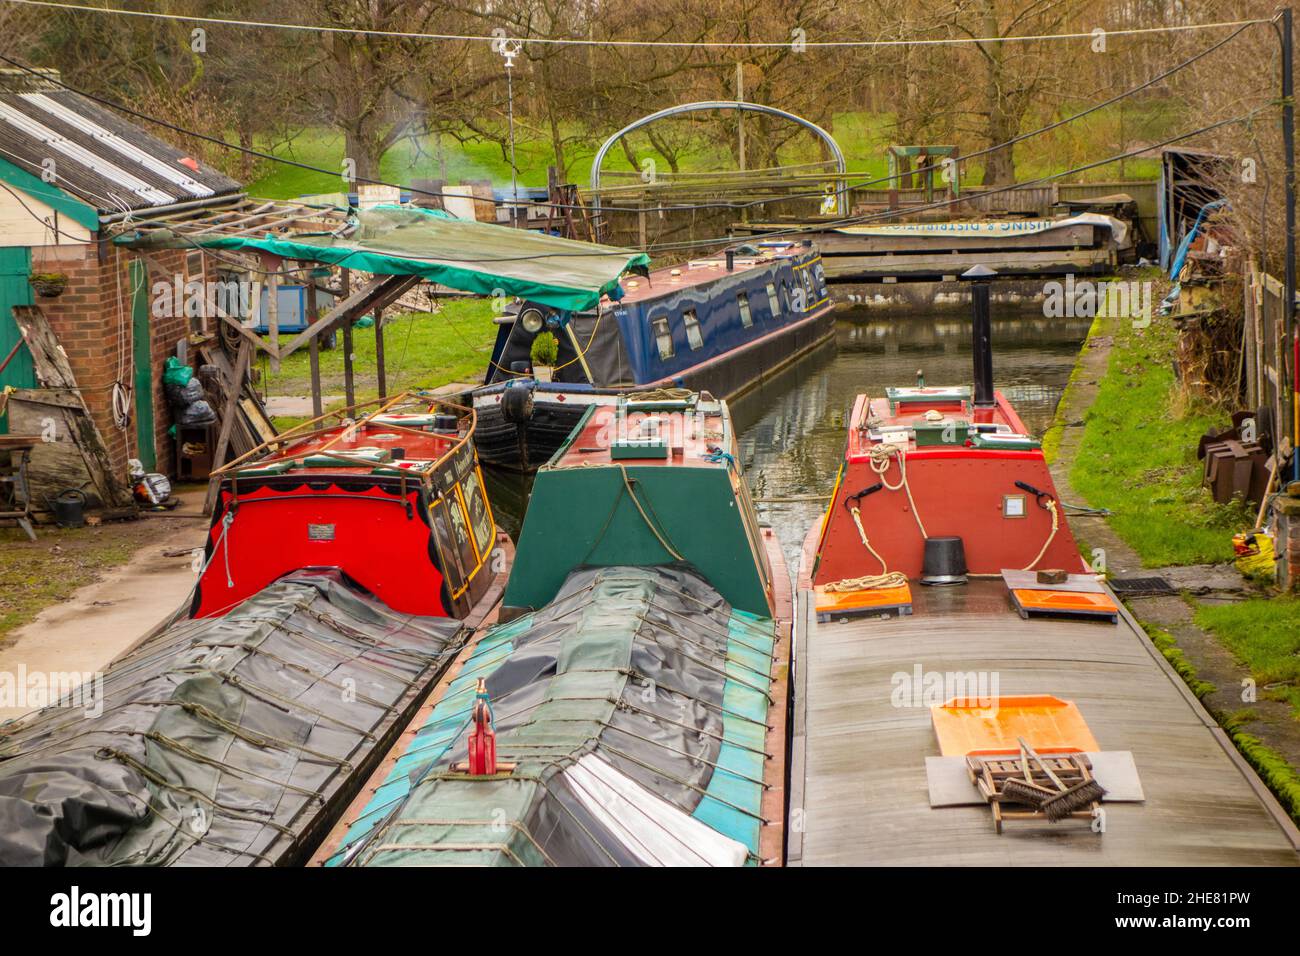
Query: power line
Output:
[[0, 1, 1269, 49], [0, 16, 1262, 223]]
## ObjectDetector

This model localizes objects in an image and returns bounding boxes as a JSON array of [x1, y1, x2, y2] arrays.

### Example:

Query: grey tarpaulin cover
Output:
[[329, 565, 777, 866], [0, 571, 465, 866]]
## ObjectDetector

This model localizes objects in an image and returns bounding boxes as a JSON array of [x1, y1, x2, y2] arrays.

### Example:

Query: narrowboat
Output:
[[0, 571, 479, 866], [471, 240, 836, 471], [789, 270, 1300, 865], [192, 393, 504, 622], [0, 392, 516, 866], [313, 392, 793, 866]]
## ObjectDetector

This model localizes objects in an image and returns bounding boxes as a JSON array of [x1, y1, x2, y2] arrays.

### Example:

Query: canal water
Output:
[[486, 309, 1093, 573], [730, 309, 1094, 571]]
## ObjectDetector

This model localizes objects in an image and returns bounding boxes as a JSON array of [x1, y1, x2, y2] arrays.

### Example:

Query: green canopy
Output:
[[117, 205, 650, 313]]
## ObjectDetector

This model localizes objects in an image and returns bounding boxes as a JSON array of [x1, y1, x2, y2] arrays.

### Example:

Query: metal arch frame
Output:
[[589, 100, 848, 221]]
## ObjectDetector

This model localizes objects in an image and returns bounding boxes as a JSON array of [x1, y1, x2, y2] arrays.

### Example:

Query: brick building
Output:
[[0, 69, 242, 492]]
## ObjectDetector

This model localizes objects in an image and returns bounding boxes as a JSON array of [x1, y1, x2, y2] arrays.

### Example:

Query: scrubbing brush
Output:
[[1000, 741, 1054, 807], [1019, 737, 1107, 822]]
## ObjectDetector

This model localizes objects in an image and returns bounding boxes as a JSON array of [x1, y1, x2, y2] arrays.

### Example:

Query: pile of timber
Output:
[[5, 305, 133, 515], [194, 339, 276, 461]]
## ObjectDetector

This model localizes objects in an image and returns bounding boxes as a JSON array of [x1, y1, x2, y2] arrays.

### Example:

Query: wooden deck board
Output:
[[794, 581, 1300, 866]]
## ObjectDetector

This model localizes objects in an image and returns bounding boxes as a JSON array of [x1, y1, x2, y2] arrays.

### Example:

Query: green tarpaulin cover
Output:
[[117, 205, 649, 313]]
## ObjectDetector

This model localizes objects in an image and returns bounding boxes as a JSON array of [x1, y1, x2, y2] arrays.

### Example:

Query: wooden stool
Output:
[[0, 435, 39, 542]]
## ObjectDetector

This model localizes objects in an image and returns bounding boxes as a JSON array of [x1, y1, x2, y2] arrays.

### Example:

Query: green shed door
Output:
[[130, 258, 155, 471], [0, 247, 37, 435]]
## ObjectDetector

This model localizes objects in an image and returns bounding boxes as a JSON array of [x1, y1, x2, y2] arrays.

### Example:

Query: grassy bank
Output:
[[1140, 618, 1300, 823], [261, 299, 496, 407], [1068, 311, 1252, 566], [1195, 597, 1300, 716]]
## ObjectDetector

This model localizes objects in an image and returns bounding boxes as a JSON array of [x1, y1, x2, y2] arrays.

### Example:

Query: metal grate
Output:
[[1109, 576, 1178, 597]]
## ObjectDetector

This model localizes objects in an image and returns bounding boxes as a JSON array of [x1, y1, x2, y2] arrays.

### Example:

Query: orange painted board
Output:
[[814, 583, 912, 617], [931, 694, 1101, 756], [1012, 588, 1118, 615]]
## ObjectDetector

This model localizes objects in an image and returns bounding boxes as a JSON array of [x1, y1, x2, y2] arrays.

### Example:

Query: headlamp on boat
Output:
[[520, 307, 545, 333]]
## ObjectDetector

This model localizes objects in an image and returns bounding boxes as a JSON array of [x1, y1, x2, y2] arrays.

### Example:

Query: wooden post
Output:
[[306, 266, 323, 418], [374, 307, 387, 400], [203, 337, 251, 516], [266, 264, 280, 372], [341, 269, 355, 408]]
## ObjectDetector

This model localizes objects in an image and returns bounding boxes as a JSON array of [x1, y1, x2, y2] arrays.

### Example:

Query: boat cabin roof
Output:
[[236, 418, 463, 479], [548, 398, 732, 470], [616, 242, 811, 307], [847, 388, 1038, 463]]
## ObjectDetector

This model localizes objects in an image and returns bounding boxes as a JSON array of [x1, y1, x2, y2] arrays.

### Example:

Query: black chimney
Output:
[[963, 264, 997, 407], [725, 250, 735, 271]]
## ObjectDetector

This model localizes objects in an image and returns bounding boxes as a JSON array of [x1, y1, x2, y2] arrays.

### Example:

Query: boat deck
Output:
[[790, 580, 1300, 866]]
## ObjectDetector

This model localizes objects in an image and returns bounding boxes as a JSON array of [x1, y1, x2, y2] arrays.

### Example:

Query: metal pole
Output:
[[1283, 8, 1299, 481], [964, 265, 997, 407], [505, 42, 520, 229]]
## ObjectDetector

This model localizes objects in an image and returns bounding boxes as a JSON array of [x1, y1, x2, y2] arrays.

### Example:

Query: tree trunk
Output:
[[344, 122, 385, 183]]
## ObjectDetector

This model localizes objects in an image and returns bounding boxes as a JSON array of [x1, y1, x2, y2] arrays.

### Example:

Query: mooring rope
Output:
[[823, 506, 909, 593], [1020, 497, 1060, 571]]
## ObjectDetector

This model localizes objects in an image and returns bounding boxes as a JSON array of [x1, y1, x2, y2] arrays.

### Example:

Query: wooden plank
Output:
[[275, 273, 419, 361], [202, 338, 251, 515], [9, 307, 132, 508], [820, 247, 1112, 280], [775, 223, 1099, 255]]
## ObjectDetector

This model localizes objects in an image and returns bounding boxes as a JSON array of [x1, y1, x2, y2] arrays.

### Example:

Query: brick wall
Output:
[[1276, 492, 1300, 592], [29, 241, 190, 482]]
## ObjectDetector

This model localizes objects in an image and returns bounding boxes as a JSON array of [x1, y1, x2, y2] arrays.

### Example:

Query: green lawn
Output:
[[1069, 312, 1254, 566], [261, 298, 497, 414], [1195, 597, 1300, 715], [246, 104, 1167, 200]]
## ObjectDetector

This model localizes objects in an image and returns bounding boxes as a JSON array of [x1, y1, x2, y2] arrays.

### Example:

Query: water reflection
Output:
[[485, 307, 1092, 571]]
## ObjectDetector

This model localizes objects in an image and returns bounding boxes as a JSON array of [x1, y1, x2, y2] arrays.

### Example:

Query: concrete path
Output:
[[0, 512, 206, 722]]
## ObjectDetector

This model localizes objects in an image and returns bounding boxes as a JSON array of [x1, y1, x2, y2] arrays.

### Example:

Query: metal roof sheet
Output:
[[0, 85, 240, 216]]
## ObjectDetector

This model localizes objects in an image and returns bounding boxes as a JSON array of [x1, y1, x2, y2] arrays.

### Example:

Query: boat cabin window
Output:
[[652, 316, 675, 359], [683, 310, 704, 350], [766, 282, 780, 317], [737, 292, 753, 328]]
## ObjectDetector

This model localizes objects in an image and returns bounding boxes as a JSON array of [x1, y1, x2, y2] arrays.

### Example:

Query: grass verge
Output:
[[1068, 310, 1253, 565], [1221, 712, 1300, 823], [0, 523, 154, 643], [1194, 597, 1300, 716], [261, 299, 496, 424], [1139, 618, 1300, 823]]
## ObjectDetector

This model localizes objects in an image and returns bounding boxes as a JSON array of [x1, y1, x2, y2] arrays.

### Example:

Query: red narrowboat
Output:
[[191, 393, 506, 622]]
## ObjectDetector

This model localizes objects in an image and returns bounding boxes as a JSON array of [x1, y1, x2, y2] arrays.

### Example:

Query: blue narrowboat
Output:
[[471, 240, 836, 470]]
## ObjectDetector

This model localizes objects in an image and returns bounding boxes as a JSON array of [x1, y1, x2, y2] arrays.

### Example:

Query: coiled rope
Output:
[[868, 443, 928, 540], [822, 505, 908, 592], [1020, 496, 1060, 571]]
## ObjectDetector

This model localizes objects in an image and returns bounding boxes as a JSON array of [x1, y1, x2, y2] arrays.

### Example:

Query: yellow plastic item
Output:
[[931, 694, 1100, 756], [1233, 532, 1274, 581]]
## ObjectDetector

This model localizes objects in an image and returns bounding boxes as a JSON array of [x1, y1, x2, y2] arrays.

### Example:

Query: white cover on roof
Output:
[[21, 93, 214, 197], [563, 752, 748, 867]]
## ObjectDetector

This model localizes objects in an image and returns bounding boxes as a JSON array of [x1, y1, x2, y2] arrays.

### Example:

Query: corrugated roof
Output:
[[0, 71, 241, 216]]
